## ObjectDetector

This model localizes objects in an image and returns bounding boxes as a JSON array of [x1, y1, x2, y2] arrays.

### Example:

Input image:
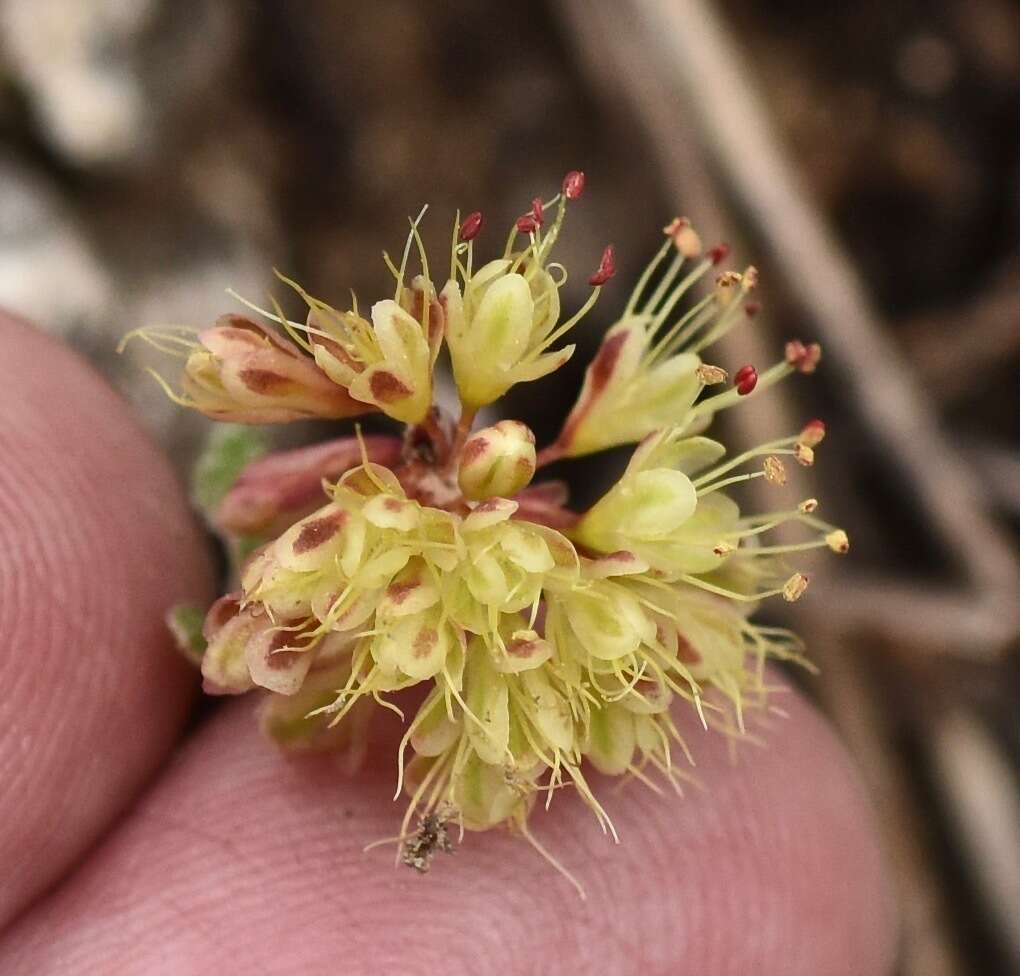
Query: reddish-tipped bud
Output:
[[589, 245, 616, 286], [459, 210, 484, 242], [734, 364, 758, 395], [744, 301, 761, 318], [799, 418, 826, 447], [785, 339, 822, 374], [562, 170, 586, 200], [708, 243, 731, 265]]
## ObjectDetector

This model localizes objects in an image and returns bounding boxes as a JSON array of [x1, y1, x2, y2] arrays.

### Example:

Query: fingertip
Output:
[[0, 313, 214, 926], [0, 684, 896, 975]]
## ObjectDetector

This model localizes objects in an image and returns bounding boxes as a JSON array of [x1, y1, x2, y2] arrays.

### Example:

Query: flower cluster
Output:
[[130, 172, 847, 889]]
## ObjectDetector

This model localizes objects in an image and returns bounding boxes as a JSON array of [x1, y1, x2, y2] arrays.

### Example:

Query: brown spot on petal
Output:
[[386, 581, 419, 606], [293, 510, 347, 554], [203, 593, 242, 640], [413, 627, 439, 658], [677, 635, 702, 665], [589, 329, 630, 395], [369, 370, 413, 403], [508, 637, 539, 658], [264, 630, 308, 670], [384, 498, 404, 512], [239, 368, 295, 395], [267, 647, 303, 670], [460, 436, 490, 466]]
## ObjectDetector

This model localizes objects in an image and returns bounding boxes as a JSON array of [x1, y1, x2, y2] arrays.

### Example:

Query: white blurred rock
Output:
[[0, 159, 114, 333], [0, 0, 237, 167], [0, 0, 157, 164]]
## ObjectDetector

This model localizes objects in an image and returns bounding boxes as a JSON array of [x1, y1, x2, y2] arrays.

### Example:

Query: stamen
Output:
[[763, 455, 787, 485], [794, 443, 815, 466], [696, 364, 728, 385], [623, 238, 671, 315], [562, 170, 586, 200], [785, 339, 822, 374], [825, 530, 850, 554], [395, 205, 429, 299], [516, 213, 539, 235], [662, 217, 702, 258], [735, 364, 758, 396], [799, 418, 826, 447], [714, 271, 743, 308], [708, 243, 730, 265], [530, 198, 545, 228], [782, 573, 810, 602], [459, 210, 483, 242], [588, 245, 616, 286]]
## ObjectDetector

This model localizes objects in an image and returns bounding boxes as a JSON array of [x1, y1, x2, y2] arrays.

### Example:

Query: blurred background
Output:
[[1, 1, 1017, 971]]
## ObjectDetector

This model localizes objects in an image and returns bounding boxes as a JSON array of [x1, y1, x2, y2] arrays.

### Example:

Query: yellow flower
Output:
[[120, 314, 371, 423], [443, 178, 612, 412], [550, 225, 765, 459], [142, 182, 848, 894]]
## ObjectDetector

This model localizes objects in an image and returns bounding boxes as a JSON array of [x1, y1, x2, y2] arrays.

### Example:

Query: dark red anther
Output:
[[562, 170, 586, 200], [531, 197, 545, 227], [734, 364, 758, 396], [734, 364, 755, 383], [744, 301, 761, 318], [589, 245, 616, 286], [459, 211, 484, 242], [516, 213, 539, 235], [708, 243, 731, 265]]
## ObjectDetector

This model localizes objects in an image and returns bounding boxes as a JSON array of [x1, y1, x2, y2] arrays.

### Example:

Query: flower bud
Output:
[[575, 468, 697, 554], [215, 434, 401, 537], [584, 702, 637, 775], [176, 316, 369, 423], [458, 420, 537, 500]]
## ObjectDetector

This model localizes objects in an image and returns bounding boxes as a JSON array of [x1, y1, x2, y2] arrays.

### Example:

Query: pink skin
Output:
[[0, 315, 897, 974]]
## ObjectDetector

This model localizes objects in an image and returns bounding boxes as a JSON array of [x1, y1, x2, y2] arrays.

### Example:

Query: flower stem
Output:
[[535, 442, 565, 469]]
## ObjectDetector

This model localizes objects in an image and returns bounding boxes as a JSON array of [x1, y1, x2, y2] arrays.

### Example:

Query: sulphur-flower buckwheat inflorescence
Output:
[[124, 171, 848, 894]]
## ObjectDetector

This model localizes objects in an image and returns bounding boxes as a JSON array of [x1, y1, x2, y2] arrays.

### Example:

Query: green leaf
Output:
[[190, 424, 269, 519], [165, 604, 208, 665]]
